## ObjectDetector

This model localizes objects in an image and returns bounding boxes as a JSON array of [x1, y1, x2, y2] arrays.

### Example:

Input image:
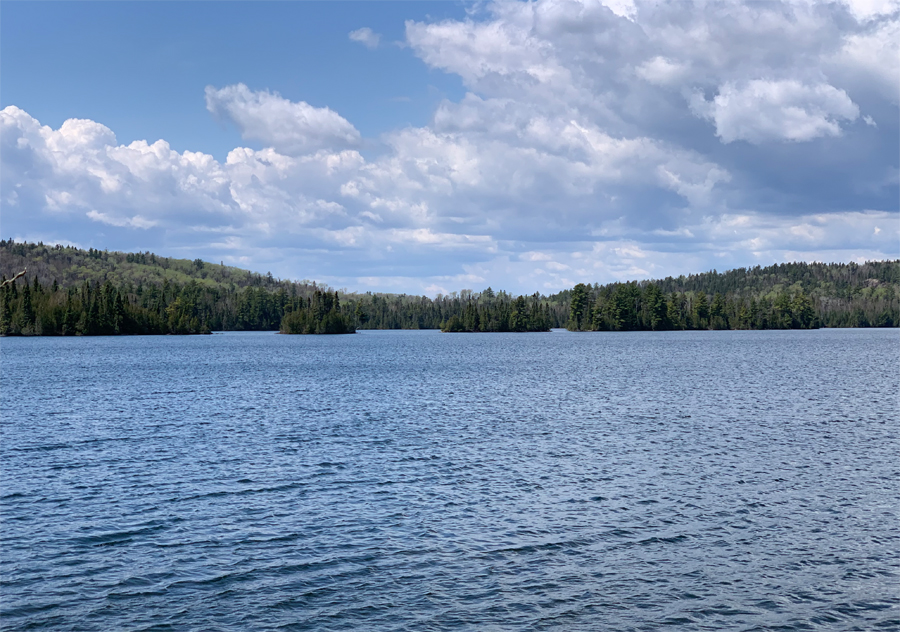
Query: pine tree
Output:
[[645, 283, 667, 330], [693, 291, 709, 329], [568, 283, 590, 330]]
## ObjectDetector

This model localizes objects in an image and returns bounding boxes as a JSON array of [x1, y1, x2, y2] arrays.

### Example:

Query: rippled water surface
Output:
[[2, 329, 898, 631]]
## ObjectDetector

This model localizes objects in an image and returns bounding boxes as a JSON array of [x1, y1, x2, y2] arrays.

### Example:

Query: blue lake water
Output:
[[1, 329, 898, 631]]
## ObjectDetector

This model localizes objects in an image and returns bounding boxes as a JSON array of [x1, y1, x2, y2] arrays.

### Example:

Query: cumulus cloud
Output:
[[87, 210, 157, 229], [2, 0, 898, 294], [636, 57, 689, 86], [841, 0, 900, 22], [205, 83, 360, 155], [831, 18, 900, 102], [690, 80, 860, 143], [349, 27, 381, 49]]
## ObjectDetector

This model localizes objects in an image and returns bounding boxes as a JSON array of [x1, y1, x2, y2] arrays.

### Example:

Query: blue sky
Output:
[[2, 0, 898, 295], [2, 2, 468, 159]]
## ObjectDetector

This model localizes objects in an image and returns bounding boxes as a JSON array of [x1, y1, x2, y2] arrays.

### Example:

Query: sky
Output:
[[1, 0, 898, 296]]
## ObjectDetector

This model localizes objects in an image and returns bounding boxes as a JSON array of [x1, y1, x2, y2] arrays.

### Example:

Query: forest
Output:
[[557, 260, 899, 331], [439, 291, 551, 332], [1, 240, 897, 336], [280, 290, 356, 335], [0, 242, 561, 335]]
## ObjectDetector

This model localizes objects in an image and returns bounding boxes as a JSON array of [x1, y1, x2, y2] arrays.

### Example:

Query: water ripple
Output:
[[1, 329, 898, 631]]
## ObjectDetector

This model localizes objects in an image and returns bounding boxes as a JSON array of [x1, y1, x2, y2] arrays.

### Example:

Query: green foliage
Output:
[[0, 276, 211, 336], [1, 241, 571, 336], [3, 240, 895, 336], [558, 261, 900, 331], [280, 291, 356, 334], [0, 239, 303, 294], [567, 283, 591, 330], [439, 292, 550, 332]]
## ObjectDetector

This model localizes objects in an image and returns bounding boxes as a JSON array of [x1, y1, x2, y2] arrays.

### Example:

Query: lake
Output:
[[1, 329, 898, 631]]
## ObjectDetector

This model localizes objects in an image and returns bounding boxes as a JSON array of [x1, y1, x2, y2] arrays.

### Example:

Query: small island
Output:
[[440, 293, 550, 332], [280, 290, 356, 335]]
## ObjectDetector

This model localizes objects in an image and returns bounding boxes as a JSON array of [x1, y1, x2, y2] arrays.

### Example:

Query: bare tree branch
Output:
[[0, 268, 27, 288]]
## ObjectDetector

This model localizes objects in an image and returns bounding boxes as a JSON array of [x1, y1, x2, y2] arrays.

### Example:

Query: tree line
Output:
[[560, 260, 899, 331], [565, 282, 820, 331], [0, 273, 561, 337], [440, 292, 551, 332], [1, 241, 896, 335], [0, 276, 290, 336], [280, 290, 356, 334], [0, 239, 308, 295], [313, 288, 568, 332]]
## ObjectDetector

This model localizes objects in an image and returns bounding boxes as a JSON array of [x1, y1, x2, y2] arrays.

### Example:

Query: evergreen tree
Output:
[[645, 283, 667, 330], [792, 291, 815, 329], [567, 283, 590, 330], [693, 291, 709, 329]]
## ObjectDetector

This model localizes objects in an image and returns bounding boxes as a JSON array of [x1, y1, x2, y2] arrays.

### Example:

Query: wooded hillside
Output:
[[1, 240, 896, 335], [554, 261, 900, 331]]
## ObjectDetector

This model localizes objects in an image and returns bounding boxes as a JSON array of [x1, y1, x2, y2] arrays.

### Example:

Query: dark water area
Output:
[[1, 329, 898, 631]]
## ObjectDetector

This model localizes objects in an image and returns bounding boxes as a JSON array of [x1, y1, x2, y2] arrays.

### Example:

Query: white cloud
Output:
[[349, 27, 381, 49], [87, 210, 157, 229], [396, 95, 731, 208], [405, 10, 576, 102], [205, 83, 360, 155], [2, 0, 897, 294], [387, 228, 495, 249], [601, 0, 636, 20], [697, 210, 900, 259], [832, 18, 900, 102], [636, 56, 689, 86], [841, 0, 900, 22], [691, 80, 860, 143]]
